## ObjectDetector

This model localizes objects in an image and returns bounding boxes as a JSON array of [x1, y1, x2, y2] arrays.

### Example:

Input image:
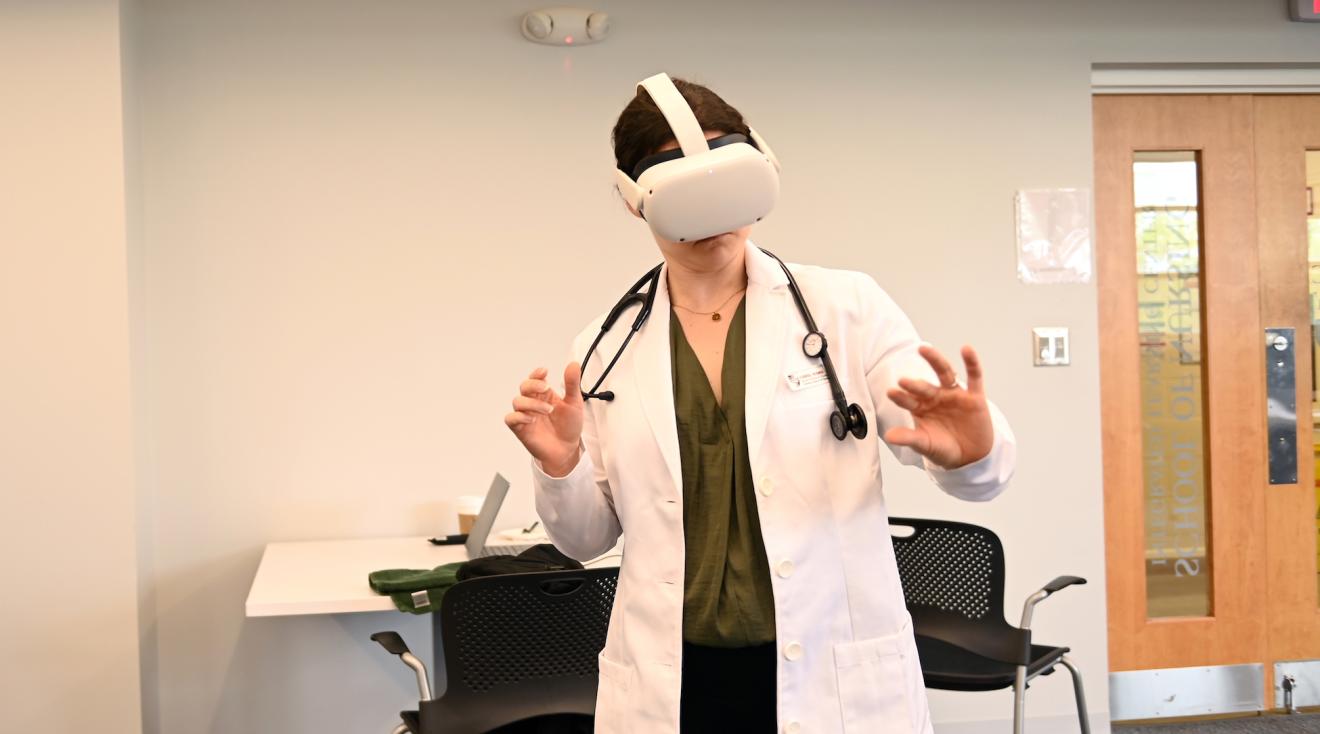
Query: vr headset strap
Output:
[[637, 73, 710, 158]]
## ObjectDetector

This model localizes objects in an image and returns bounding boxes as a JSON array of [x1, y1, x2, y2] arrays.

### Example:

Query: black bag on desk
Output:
[[456, 544, 582, 581]]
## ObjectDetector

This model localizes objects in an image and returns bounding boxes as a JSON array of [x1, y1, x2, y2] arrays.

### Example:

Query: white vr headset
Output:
[[614, 73, 781, 243]]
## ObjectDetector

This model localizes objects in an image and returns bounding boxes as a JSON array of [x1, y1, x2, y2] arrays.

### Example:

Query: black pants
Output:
[[679, 641, 777, 733]]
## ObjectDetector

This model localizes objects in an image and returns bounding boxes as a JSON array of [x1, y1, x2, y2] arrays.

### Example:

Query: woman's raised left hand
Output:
[[884, 345, 994, 470]]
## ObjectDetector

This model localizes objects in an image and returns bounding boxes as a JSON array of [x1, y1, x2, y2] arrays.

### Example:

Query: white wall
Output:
[[0, 1, 143, 731], [121, 1, 1318, 733]]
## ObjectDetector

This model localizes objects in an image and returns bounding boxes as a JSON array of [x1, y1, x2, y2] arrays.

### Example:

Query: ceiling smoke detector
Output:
[[521, 7, 610, 46]]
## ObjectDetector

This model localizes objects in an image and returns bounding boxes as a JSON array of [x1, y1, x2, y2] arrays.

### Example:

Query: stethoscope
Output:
[[579, 249, 868, 441]]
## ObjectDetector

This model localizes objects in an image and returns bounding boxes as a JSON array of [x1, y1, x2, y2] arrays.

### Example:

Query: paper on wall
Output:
[[1015, 188, 1093, 285]]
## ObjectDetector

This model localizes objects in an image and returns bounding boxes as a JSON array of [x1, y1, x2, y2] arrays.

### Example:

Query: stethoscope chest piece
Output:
[[829, 403, 869, 441]]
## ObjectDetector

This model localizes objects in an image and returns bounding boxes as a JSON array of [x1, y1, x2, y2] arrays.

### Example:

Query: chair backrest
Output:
[[421, 567, 618, 734], [888, 517, 1030, 665]]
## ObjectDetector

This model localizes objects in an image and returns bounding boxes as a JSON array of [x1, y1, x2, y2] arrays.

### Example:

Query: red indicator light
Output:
[[565, 35, 574, 44]]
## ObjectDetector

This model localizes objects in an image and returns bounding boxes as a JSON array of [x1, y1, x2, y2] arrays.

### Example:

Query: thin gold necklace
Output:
[[673, 287, 746, 322]]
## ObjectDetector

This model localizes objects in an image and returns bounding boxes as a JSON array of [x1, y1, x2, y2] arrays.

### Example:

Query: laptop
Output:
[[465, 474, 539, 558]]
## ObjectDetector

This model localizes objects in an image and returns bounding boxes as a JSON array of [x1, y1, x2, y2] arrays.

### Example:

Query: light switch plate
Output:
[[1033, 327, 1070, 366]]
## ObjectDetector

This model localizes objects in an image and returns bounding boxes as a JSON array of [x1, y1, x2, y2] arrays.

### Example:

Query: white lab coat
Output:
[[533, 240, 1015, 734]]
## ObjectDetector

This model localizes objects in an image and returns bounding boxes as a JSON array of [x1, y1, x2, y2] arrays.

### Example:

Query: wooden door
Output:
[[1096, 93, 1320, 715], [1255, 95, 1320, 676]]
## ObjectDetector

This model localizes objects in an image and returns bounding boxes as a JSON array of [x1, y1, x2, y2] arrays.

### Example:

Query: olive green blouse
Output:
[[670, 298, 777, 648]]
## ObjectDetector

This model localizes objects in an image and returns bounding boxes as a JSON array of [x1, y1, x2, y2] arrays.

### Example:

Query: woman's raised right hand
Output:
[[503, 363, 585, 477]]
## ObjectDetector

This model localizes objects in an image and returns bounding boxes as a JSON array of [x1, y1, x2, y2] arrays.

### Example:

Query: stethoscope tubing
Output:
[[759, 250, 852, 417], [582, 265, 662, 400]]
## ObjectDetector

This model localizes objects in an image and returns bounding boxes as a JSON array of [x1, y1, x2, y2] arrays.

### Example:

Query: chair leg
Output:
[[1013, 665, 1027, 734], [1058, 656, 1090, 734]]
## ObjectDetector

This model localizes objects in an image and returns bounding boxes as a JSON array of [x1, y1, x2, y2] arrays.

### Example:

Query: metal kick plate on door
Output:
[[1110, 664, 1266, 720], [1275, 660, 1320, 709], [1266, 327, 1298, 485]]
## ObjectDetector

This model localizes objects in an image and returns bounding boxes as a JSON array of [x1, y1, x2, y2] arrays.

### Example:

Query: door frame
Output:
[[1092, 63, 1320, 95]]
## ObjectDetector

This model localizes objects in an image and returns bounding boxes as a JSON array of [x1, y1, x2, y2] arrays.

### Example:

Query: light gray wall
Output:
[[0, 1, 143, 731], [127, 1, 1320, 733]]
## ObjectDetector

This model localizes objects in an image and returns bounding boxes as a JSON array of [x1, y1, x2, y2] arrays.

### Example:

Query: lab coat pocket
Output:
[[594, 652, 633, 733], [778, 379, 836, 412], [833, 633, 914, 734], [774, 390, 837, 438]]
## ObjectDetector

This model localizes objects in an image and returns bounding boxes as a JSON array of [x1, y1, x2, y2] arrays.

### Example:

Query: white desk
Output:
[[245, 536, 620, 618]]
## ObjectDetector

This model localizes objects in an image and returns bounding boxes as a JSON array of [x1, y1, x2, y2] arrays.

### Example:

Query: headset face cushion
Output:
[[629, 133, 751, 181], [635, 142, 779, 242]]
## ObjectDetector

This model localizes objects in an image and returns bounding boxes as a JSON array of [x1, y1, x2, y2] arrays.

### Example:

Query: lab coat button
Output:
[[784, 722, 801, 734], [784, 641, 803, 661], [776, 560, 794, 578], [759, 477, 775, 497]]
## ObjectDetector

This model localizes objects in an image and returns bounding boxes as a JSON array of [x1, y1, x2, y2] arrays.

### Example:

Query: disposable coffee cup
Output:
[[455, 495, 484, 534]]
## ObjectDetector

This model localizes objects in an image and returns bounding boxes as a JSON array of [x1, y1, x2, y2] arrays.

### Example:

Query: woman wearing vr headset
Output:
[[504, 74, 1016, 734]]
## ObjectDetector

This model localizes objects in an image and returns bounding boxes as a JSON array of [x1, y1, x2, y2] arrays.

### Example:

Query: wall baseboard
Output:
[[936, 712, 1111, 734]]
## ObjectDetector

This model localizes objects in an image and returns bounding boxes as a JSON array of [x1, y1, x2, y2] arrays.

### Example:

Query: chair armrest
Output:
[[371, 631, 432, 701], [1019, 576, 1087, 630], [371, 631, 412, 656], [1042, 575, 1087, 595]]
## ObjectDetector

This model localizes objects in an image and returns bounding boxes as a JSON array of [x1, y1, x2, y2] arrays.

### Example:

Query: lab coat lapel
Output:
[[631, 264, 684, 501], [744, 241, 791, 471]]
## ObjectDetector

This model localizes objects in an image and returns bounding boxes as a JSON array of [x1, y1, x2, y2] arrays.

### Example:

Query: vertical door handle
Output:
[[1265, 327, 1299, 485]]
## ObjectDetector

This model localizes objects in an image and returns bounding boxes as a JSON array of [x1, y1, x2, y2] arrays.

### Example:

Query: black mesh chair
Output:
[[372, 567, 618, 734], [889, 517, 1089, 734]]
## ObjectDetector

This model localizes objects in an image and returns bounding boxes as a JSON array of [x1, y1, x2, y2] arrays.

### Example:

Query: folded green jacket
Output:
[[368, 562, 465, 615]]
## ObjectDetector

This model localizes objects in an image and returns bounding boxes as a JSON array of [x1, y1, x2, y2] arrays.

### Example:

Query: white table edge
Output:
[[245, 535, 621, 619]]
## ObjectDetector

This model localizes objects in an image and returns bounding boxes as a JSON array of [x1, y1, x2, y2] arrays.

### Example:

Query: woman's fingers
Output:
[[506, 373, 546, 434], [506, 366, 584, 468], [520, 365, 583, 407], [897, 377, 940, 400], [962, 345, 984, 394], [512, 395, 554, 415], [563, 362, 583, 405], [919, 344, 959, 388], [520, 378, 552, 398], [887, 387, 921, 411], [883, 426, 931, 454], [504, 411, 535, 429]]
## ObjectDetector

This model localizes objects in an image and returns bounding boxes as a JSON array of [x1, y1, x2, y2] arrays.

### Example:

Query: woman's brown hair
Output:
[[611, 78, 751, 179]]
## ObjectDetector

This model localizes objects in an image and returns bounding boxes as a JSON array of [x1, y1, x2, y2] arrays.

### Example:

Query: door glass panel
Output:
[[1308, 150, 1320, 603], [1134, 151, 1212, 618]]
